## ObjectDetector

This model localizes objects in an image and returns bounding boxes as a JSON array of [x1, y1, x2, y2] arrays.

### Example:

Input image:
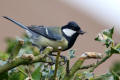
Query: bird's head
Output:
[[62, 21, 85, 37]]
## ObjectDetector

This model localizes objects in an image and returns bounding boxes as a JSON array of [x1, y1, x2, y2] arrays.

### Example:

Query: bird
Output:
[[3, 16, 85, 52]]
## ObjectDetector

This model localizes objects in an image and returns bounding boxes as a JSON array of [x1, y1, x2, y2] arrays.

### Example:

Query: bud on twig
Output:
[[80, 52, 103, 59]]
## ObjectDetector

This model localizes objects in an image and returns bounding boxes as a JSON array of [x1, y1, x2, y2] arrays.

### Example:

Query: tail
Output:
[[3, 16, 29, 30]]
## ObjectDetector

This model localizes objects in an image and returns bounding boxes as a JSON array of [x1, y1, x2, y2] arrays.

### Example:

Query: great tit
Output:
[[3, 16, 85, 52]]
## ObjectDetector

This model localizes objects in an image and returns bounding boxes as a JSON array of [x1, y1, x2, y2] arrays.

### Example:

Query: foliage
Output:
[[0, 27, 120, 80]]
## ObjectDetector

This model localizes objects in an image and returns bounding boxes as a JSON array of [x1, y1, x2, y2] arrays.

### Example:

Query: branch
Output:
[[64, 52, 102, 80], [66, 60, 70, 74], [90, 53, 113, 72], [80, 64, 95, 69], [0, 47, 53, 74]]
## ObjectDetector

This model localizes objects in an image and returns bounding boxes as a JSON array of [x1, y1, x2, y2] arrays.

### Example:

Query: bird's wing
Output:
[[28, 25, 62, 41]]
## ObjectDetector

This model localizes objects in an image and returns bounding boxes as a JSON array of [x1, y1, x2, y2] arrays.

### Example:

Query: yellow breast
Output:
[[35, 36, 68, 52]]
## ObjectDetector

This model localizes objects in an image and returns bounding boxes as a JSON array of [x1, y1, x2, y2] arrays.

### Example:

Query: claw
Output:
[[48, 53, 68, 65], [48, 55, 56, 65], [59, 55, 68, 65]]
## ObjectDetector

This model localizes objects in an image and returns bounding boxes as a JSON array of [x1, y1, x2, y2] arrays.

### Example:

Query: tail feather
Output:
[[3, 16, 29, 30]]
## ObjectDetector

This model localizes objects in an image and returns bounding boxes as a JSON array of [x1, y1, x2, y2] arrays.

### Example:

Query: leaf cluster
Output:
[[0, 27, 120, 80]]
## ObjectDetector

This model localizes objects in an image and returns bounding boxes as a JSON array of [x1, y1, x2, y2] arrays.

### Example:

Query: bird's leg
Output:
[[39, 47, 46, 53], [40, 47, 56, 65], [49, 53, 68, 65], [53, 50, 61, 79], [47, 53, 56, 65], [59, 55, 68, 65]]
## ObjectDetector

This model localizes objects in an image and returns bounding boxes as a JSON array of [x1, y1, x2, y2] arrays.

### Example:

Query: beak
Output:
[[77, 30, 86, 35]]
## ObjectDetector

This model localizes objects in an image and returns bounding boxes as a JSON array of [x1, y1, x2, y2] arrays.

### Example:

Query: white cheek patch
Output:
[[63, 29, 76, 37]]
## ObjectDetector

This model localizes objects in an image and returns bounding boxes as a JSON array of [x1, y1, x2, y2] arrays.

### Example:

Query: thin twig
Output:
[[80, 64, 95, 69], [25, 65, 32, 79], [90, 53, 113, 72], [66, 60, 70, 75]]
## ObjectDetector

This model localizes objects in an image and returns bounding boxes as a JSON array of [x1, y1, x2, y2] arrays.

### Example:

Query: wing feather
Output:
[[28, 25, 62, 40]]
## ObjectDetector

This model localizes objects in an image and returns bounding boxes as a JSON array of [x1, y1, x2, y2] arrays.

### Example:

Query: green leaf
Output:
[[106, 43, 120, 54], [105, 47, 119, 55], [32, 67, 41, 80], [110, 61, 120, 76], [111, 70, 119, 80], [94, 73, 114, 80], [5, 38, 17, 54], [110, 47, 120, 54], [95, 33, 107, 42], [57, 66, 65, 80], [0, 72, 8, 80], [105, 49, 111, 54], [95, 36, 101, 41], [8, 71, 26, 80], [75, 71, 94, 80], [95, 27, 114, 48], [95, 61, 120, 80], [84, 71, 94, 79], [69, 50, 75, 59], [114, 43, 120, 54], [104, 38, 113, 48], [114, 43, 120, 49], [0, 51, 9, 60], [103, 27, 114, 38]]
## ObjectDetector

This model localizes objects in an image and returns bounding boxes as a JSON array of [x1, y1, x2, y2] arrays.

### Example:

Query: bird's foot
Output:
[[49, 54, 68, 65], [48, 55, 56, 65], [59, 55, 68, 65]]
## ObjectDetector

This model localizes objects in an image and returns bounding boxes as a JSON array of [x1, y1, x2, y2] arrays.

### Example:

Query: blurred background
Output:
[[0, 0, 120, 75]]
